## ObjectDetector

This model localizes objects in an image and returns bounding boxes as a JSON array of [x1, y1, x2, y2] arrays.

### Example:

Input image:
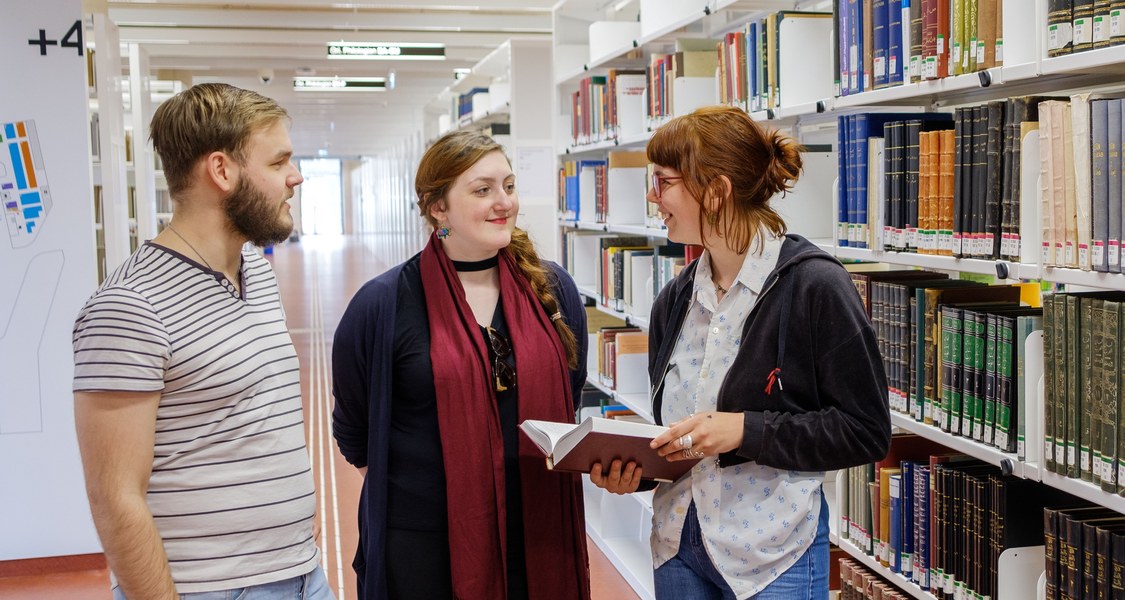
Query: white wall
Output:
[[0, 0, 102, 558]]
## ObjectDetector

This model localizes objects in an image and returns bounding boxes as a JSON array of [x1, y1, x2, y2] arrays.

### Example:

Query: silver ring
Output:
[[681, 448, 693, 459], [690, 449, 705, 459], [682, 434, 693, 450]]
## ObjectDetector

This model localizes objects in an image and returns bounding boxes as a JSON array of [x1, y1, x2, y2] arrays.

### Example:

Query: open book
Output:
[[519, 416, 700, 483]]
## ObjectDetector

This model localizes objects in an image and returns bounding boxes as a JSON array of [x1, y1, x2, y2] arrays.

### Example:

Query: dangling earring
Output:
[[706, 211, 719, 226], [436, 223, 451, 239]]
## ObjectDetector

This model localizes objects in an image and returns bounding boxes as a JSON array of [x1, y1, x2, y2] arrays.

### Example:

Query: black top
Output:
[[386, 258, 527, 598], [649, 234, 892, 473]]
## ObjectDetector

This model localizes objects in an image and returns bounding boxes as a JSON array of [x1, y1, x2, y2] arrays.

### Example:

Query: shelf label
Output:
[[26, 20, 82, 56]]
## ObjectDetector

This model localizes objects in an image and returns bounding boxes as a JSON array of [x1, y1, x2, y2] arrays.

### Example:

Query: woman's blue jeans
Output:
[[654, 495, 830, 600]]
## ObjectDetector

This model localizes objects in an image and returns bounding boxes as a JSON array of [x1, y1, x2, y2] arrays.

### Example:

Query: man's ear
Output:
[[202, 151, 239, 194]]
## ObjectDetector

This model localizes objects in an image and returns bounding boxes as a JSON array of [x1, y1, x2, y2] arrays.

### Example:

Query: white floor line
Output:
[[310, 260, 331, 584], [309, 253, 347, 600]]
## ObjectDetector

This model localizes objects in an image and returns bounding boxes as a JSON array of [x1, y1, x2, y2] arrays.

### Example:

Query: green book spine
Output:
[[971, 309, 987, 441], [1084, 299, 1102, 486], [1066, 294, 1082, 479], [1100, 301, 1119, 492], [1105, 301, 1121, 493], [961, 308, 978, 437], [952, 0, 966, 76], [966, 0, 979, 72], [940, 306, 956, 433], [1045, 295, 1057, 472], [950, 306, 965, 435], [986, 313, 1002, 448]]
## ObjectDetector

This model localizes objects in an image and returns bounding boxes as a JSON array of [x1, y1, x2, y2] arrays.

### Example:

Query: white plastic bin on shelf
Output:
[[639, 0, 707, 39], [774, 149, 837, 240], [776, 13, 834, 107], [671, 77, 716, 117], [471, 93, 491, 120], [589, 21, 640, 62], [488, 82, 510, 112]]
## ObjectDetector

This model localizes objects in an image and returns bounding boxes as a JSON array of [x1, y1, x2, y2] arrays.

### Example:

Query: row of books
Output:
[[837, 111, 952, 249], [934, 302, 1042, 455], [1040, 95, 1125, 272], [851, 270, 1031, 445], [839, 556, 914, 599], [454, 87, 489, 121], [835, 0, 1003, 97], [1042, 291, 1125, 495], [840, 434, 1079, 600], [560, 233, 693, 318], [1043, 504, 1125, 600], [644, 43, 718, 129], [714, 11, 833, 113], [591, 326, 647, 396], [557, 151, 649, 225], [838, 100, 1037, 258], [567, 70, 646, 147], [838, 93, 1125, 270], [1047, 0, 1125, 57]]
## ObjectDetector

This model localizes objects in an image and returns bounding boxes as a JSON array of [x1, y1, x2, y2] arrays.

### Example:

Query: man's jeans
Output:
[[113, 566, 335, 600], [655, 496, 830, 600]]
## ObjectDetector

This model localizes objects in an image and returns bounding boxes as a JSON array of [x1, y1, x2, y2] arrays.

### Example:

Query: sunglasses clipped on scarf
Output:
[[485, 326, 517, 392]]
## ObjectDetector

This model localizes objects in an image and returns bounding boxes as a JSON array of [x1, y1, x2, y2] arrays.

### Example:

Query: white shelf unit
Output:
[[551, 0, 1125, 598], [583, 477, 656, 600]]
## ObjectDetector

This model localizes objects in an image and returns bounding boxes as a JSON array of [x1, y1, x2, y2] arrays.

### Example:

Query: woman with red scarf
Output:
[[332, 130, 591, 600]]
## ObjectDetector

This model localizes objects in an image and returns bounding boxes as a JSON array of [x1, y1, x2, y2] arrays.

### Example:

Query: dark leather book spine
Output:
[[1047, 507, 1061, 600], [972, 105, 988, 257], [984, 100, 1005, 258], [905, 119, 922, 251], [1001, 97, 1017, 259], [1111, 529, 1125, 599], [1049, 0, 1076, 56], [953, 107, 968, 257]]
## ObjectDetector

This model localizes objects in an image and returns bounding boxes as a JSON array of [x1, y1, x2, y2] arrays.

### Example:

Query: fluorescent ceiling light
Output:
[[293, 76, 387, 92], [327, 42, 445, 60]]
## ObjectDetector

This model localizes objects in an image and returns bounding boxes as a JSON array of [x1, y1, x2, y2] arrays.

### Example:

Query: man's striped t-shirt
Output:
[[72, 243, 319, 593]]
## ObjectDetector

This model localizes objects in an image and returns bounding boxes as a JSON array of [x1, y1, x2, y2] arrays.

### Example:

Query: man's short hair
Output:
[[150, 83, 289, 196]]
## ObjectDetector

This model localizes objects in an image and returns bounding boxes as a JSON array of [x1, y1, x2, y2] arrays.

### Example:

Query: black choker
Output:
[[452, 255, 499, 272]]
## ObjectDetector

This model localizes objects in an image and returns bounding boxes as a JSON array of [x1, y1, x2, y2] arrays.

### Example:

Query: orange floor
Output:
[[0, 234, 640, 600]]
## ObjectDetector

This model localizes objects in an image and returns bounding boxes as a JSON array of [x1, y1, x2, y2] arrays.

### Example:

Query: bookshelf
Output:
[[88, 12, 130, 280], [549, 0, 1125, 598]]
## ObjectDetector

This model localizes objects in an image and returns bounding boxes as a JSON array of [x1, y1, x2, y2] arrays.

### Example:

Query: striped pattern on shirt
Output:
[[72, 243, 319, 593]]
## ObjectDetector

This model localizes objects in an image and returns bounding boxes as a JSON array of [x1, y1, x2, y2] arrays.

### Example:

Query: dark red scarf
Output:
[[420, 233, 590, 600]]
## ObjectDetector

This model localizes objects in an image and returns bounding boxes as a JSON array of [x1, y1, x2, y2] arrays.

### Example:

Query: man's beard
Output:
[[223, 176, 293, 247]]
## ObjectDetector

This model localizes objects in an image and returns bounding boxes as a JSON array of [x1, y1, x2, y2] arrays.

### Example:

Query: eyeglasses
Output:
[[485, 326, 517, 392], [650, 173, 683, 200]]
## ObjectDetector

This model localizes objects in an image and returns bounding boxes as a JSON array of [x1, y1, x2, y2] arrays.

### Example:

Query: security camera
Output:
[[258, 68, 275, 85]]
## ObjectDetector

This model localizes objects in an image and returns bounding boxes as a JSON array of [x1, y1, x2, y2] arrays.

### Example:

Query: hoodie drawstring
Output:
[[765, 274, 794, 395]]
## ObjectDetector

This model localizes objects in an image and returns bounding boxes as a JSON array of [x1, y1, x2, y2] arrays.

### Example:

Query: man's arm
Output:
[[74, 391, 177, 600]]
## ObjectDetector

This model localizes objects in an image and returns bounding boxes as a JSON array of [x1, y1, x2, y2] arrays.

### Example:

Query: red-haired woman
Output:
[[592, 106, 891, 600], [332, 130, 590, 600]]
